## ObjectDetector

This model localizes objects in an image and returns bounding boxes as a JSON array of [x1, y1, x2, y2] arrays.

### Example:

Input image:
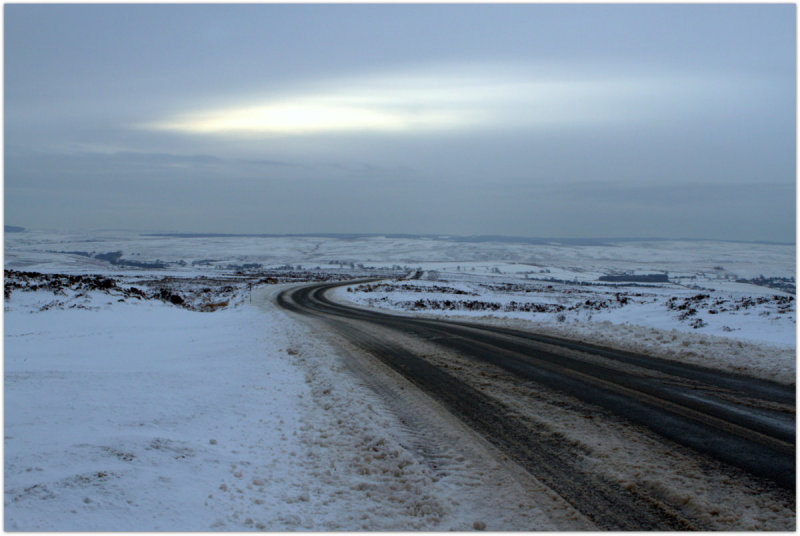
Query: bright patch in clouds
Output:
[[149, 98, 465, 135], [144, 64, 711, 136]]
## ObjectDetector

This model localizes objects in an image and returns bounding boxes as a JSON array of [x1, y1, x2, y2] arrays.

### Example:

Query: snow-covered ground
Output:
[[4, 230, 796, 529], [5, 230, 794, 281], [4, 277, 585, 531]]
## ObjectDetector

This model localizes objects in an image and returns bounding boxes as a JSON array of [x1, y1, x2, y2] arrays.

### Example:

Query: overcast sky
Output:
[[4, 4, 796, 241]]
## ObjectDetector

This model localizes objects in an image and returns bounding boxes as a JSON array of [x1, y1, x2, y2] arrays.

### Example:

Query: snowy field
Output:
[[4, 230, 796, 529], [5, 229, 795, 281]]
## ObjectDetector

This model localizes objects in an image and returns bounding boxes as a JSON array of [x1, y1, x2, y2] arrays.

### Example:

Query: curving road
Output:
[[277, 279, 795, 529]]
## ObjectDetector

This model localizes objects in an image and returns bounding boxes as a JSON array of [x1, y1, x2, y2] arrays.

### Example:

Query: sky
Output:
[[4, 4, 796, 242]]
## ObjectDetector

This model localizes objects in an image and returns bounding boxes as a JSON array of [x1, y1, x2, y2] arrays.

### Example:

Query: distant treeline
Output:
[[598, 274, 670, 283], [59, 250, 167, 269], [736, 276, 795, 294]]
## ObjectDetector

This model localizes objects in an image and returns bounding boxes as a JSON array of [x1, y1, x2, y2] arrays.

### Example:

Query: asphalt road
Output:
[[277, 279, 796, 529]]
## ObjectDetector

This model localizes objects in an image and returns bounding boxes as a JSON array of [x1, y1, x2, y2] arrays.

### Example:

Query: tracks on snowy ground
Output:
[[277, 280, 796, 530]]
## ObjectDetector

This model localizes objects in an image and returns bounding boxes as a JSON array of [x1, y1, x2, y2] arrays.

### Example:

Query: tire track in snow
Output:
[[279, 284, 700, 530], [277, 280, 795, 529]]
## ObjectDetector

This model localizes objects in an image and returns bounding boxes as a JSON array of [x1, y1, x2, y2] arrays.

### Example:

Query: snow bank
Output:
[[331, 279, 796, 385], [462, 316, 794, 386], [5, 292, 311, 530]]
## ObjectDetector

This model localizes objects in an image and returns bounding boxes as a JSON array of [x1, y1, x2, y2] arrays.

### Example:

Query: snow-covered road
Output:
[[278, 281, 796, 530]]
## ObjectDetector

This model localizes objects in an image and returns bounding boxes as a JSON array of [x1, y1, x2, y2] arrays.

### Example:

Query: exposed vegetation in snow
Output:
[[335, 270, 795, 384]]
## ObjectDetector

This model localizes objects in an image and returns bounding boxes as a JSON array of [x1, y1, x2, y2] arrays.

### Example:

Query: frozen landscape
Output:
[[6, 3, 795, 532], [4, 230, 796, 530]]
